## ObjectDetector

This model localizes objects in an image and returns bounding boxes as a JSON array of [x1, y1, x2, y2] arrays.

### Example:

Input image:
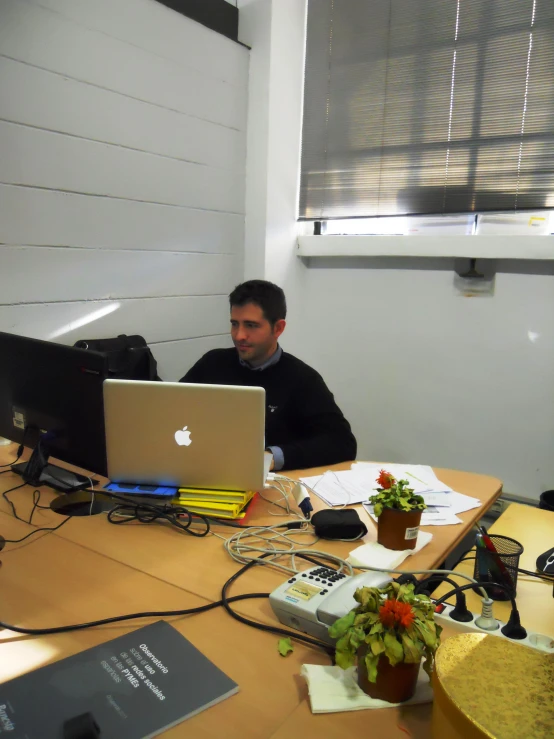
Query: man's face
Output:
[[230, 302, 285, 367]]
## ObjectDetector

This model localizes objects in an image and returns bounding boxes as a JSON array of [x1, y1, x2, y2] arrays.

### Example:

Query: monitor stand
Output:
[[12, 461, 91, 493], [11, 444, 109, 517]]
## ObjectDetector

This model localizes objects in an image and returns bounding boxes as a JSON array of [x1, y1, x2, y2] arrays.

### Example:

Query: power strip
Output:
[[434, 602, 554, 654]]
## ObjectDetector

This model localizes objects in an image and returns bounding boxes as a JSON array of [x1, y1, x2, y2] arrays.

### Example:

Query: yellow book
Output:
[[179, 504, 249, 520], [176, 487, 252, 504], [173, 491, 255, 519]]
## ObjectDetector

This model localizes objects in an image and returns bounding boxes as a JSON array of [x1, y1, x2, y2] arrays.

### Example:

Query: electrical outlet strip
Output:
[[434, 602, 554, 654]]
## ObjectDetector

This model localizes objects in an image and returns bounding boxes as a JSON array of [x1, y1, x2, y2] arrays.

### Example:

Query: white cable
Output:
[[261, 477, 305, 521], [221, 524, 489, 599], [220, 473, 489, 598], [223, 523, 318, 574]]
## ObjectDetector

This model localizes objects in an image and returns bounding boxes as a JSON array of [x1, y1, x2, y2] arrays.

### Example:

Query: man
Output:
[[180, 280, 357, 471]]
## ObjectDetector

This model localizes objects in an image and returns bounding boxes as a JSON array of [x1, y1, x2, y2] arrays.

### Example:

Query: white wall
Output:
[[294, 258, 554, 502], [0, 0, 249, 379], [240, 0, 554, 502], [238, 0, 307, 321]]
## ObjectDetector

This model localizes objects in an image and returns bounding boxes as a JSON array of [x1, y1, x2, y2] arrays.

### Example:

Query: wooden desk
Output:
[[0, 514, 333, 739], [0, 444, 504, 737], [433, 503, 554, 634], [0, 446, 502, 607], [0, 500, 466, 739]]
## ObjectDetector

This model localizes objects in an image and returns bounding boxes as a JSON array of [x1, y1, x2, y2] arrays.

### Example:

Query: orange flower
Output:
[[379, 599, 415, 630], [376, 469, 396, 489], [378, 599, 399, 628]]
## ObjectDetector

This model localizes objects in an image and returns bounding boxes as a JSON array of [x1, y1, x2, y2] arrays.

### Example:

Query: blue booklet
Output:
[[0, 620, 238, 738]]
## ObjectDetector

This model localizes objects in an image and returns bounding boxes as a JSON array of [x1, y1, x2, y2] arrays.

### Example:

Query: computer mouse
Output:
[[536, 547, 554, 575]]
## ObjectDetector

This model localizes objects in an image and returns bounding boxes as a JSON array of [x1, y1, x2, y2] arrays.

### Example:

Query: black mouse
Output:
[[536, 547, 554, 575]]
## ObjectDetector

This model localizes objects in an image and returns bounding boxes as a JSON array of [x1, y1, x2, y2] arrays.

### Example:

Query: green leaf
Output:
[[328, 610, 356, 639], [349, 626, 366, 650], [365, 653, 379, 683], [374, 502, 383, 517], [422, 650, 435, 678], [336, 649, 356, 670], [383, 631, 404, 666], [401, 632, 423, 664], [370, 635, 386, 656], [278, 637, 294, 657], [354, 587, 380, 612], [414, 622, 438, 649], [335, 634, 351, 652], [369, 621, 384, 635]]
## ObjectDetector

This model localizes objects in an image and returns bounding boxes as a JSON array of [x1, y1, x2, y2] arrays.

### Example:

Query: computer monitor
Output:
[[0, 331, 109, 491]]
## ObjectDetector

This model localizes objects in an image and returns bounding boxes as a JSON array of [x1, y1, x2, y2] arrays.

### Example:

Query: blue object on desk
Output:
[[105, 482, 177, 497]]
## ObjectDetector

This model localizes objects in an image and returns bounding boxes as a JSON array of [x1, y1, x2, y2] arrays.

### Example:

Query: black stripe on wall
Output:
[[155, 0, 239, 42]]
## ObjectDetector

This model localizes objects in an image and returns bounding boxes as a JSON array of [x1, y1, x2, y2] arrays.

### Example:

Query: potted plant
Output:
[[328, 581, 442, 703], [369, 469, 427, 550]]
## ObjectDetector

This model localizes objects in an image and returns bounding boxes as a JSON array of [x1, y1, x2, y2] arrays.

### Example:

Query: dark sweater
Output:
[[180, 348, 357, 471]]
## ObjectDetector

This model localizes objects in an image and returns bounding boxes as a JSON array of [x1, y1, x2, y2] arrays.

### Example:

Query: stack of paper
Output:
[[300, 463, 481, 526]]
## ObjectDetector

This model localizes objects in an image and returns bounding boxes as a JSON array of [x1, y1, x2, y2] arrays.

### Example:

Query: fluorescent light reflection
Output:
[[48, 302, 121, 340], [0, 637, 59, 681]]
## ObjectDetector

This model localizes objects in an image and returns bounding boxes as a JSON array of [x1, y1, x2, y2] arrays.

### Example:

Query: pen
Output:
[[404, 471, 428, 486], [477, 526, 514, 592]]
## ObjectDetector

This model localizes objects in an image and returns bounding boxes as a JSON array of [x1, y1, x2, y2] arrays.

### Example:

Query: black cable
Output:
[[446, 556, 554, 584], [0, 442, 24, 467], [3, 514, 71, 544], [2, 482, 30, 522], [2, 482, 72, 542], [103, 492, 211, 538], [415, 574, 465, 596], [518, 567, 554, 582], [457, 556, 476, 565], [220, 553, 335, 658], [0, 593, 270, 636], [434, 580, 518, 612]]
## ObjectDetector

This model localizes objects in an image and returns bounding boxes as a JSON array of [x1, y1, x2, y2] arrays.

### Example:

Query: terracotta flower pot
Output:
[[357, 645, 421, 703], [377, 506, 422, 550]]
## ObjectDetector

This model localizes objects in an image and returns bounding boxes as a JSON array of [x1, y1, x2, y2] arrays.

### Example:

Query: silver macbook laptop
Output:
[[103, 379, 266, 491]]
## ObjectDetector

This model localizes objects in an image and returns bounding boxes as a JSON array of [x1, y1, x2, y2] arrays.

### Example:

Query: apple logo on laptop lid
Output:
[[174, 426, 192, 447]]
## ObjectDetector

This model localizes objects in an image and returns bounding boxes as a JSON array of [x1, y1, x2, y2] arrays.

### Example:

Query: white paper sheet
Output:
[[446, 490, 482, 515], [301, 470, 371, 507], [362, 502, 462, 526], [351, 463, 454, 494], [302, 464, 482, 523]]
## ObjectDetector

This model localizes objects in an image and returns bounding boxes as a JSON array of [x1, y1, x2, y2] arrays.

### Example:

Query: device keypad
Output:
[[305, 567, 347, 591]]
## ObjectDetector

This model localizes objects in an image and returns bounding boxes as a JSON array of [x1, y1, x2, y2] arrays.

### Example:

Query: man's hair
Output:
[[229, 280, 287, 326]]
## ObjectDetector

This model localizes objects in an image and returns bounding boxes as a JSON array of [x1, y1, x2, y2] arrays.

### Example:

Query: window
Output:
[[299, 0, 554, 221]]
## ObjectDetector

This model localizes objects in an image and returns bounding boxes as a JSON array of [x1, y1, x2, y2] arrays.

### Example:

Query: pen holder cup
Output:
[[473, 535, 523, 601]]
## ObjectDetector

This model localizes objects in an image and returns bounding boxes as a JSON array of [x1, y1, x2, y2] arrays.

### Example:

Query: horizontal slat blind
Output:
[[299, 0, 554, 219]]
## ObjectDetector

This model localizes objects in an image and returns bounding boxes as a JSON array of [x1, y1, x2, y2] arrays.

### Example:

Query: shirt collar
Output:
[[239, 345, 282, 371]]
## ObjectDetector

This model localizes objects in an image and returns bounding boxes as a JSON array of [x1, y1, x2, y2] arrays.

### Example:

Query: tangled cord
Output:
[[101, 491, 211, 538], [2, 482, 72, 543]]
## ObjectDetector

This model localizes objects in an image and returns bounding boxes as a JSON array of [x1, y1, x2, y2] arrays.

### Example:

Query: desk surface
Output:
[[0, 448, 502, 605], [433, 502, 554, 634], [0, 445, 504, 737], [0, 521, 332, 739]]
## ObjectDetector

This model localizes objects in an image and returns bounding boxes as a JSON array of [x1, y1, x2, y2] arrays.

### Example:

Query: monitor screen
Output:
[[0, 331, 109, 477]]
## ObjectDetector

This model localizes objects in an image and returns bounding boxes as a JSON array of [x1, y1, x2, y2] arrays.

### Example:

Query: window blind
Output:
[[299, 0, 554, 220]]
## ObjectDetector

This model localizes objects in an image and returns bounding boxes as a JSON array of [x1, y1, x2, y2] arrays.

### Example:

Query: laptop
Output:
[[103, 379, 266, 492]]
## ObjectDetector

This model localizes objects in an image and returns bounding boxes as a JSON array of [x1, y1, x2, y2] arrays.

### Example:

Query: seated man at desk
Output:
[[180, 279, 357, 471]]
